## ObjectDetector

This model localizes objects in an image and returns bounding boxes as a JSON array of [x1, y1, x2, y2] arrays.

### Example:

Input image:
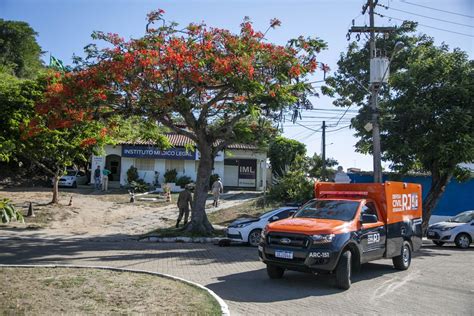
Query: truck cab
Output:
[[258, 182, 422, 289]]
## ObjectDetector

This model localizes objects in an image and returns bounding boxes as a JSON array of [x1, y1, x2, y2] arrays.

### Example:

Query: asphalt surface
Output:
[[0, 237, 472, 315]]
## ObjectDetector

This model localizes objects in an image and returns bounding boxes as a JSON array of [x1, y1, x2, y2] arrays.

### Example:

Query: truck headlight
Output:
[[312, 234, 335, 244]]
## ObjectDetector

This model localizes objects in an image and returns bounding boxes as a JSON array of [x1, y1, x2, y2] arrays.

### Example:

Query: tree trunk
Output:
[[51, 172, 61, 204], [422, 170, 452, 234], [184, 142, 214, 234]]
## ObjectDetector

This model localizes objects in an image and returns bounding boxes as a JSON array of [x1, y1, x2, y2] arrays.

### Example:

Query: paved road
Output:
[[0, 238, 472, 315]]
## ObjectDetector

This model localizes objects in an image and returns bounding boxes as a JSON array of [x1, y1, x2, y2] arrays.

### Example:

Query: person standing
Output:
[[211, 177, 224, 207], [94, 166, 101, 190], [102, 167, 111, 191], [176, 185, 193, 228]]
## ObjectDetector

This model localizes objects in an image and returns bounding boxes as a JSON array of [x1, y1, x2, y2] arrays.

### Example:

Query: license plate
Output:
[[275, 250, 293, 259], [428, 231, 435, 236]]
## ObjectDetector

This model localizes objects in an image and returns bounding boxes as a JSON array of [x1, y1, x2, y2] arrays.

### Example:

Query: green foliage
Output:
[[269, 155, 314, 203], [0, 19, 43, 78], [307, 153, 338, 180], [126, 165, 139, 183], [129, 180, 149, 193], [0, 198, 24, 224], [209, 174, 220, 189], [164, 169, 178, 183], [268, 136, 307, 177], [176, 175, 192, 188]]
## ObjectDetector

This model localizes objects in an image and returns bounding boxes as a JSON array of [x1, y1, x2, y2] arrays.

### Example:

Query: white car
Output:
[[52, 170, 88, 188], [226, 207, 298, 246], [427, 210, 474, 249]]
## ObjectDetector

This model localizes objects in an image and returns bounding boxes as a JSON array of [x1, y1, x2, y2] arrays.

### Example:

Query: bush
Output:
[[1, 198, 24, 224], [127, 165, 139, 184], [129, 179, 149, 193], [164, 169, 178, 183], [209, 173, 220, 189], [176, 175, 192, 188]]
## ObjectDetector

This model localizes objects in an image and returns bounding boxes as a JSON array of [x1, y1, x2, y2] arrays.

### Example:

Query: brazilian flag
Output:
[[50, 55, 66, 71]]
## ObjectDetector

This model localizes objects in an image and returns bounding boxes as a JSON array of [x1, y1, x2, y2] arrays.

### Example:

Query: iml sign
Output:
[[239, 166, 255, 174], [392, 193, 419, 212]]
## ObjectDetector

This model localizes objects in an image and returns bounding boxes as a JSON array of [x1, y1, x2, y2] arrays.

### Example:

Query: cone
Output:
[[68, 196, 73, 207], [27, 202, 35, 217], [166, 191, 171, 202], [130, 192, 135, 203]]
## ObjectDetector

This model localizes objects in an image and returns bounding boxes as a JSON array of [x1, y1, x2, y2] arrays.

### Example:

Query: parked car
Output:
[[52, 170, 88, 188], [226, 206, 298, 247], [427, 210, 474, 249]]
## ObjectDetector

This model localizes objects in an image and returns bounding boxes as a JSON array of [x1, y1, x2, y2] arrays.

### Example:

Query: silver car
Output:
[[427, 210, 474, 249]]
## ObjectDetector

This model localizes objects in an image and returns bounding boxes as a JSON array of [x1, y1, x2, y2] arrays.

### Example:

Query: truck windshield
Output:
[[294, 200, 360, 221]]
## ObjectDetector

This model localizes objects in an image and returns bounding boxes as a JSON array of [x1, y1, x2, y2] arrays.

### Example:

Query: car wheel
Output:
[[335, 250, 351, 290], [266, 264, 284, 279], [248, 229, 262, 247], [433, 241, 445, 247], [393, 241, 411, 270], [72, 181, 77, 188], [455, 233, 471, 249]]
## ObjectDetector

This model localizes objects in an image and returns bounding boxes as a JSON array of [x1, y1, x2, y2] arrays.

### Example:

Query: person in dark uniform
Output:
[[176, 185, 193, 228]]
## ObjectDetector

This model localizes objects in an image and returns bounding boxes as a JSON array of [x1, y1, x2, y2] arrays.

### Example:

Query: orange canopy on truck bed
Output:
[[314, 181, 422, 224]]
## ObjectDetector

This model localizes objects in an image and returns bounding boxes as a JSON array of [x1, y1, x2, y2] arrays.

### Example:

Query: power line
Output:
[[400, 0, 474, 19], [377, 3, 474, 28], [326, 124, 351, 133], [375, 12, 474, 38]]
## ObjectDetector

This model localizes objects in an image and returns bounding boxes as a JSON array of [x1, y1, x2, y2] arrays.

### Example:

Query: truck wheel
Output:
[[433, 241, 444, 247], [455, 233, 471, 249], [266, 264, 284, 279], [393, 241, 411, 270], [335, 250, 351, 290], [248, 229, 262, 247]]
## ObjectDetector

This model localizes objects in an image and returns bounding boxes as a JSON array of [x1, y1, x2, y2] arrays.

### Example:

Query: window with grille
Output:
[[135, 158, 155, 171]]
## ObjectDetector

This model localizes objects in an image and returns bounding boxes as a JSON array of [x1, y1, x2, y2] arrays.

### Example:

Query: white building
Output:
[[91, 134, 267, 191]]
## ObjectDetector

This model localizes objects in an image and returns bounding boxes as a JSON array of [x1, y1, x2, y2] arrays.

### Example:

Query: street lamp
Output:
[[369, 41, 405, 183]]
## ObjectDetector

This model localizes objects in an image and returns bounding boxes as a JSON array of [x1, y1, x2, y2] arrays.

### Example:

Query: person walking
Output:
[[211, 177, 223, 207], [176, 185, 193, 228], [102, 167, 111, 191], [94, 166, 101, 190]]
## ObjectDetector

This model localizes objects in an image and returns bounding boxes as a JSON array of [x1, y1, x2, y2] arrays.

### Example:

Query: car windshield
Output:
[[66, 171, 76, 176], [449, 212, 473, 223], [294, 200, 360, 221]]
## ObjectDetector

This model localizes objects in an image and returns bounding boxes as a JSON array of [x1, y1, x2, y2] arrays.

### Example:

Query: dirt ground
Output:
[[0, 186, 262, 238], [0, 267, 220, 315]]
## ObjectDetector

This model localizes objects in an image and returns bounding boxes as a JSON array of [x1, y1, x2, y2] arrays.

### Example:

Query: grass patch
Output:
[[0, 267, 221, 315], [208, 198, 283, 226]]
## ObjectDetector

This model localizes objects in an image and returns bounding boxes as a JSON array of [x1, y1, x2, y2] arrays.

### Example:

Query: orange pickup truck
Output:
[[258, 181, 423, 289]]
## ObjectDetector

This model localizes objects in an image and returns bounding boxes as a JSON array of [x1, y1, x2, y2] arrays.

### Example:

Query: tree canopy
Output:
[[324, 22, 474, 230], [40, 10, 328, 233], [268, 136, 307, 178], [0, 19, 43, 78]]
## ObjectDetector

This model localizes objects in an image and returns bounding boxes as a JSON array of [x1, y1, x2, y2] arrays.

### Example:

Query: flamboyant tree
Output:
[[41, 10, 327, 233]]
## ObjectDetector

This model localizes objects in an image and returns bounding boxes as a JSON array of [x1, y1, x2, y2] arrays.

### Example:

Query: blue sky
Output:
[[2, 0, 473, 171]]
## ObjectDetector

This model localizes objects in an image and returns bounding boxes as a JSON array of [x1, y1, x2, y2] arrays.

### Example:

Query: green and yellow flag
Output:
[[50, 55, 65, 71]]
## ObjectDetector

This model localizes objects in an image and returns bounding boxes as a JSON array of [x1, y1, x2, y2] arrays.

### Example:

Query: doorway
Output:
[[105, 154, 121, 182]]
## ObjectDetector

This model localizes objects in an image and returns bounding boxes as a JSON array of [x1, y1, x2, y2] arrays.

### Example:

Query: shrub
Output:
[[164, 169, 178, 183], [129, 179, 149, 193], [1, 198, 24, 224], [176, 175, 192, 188], [127, 165, 139, 184]]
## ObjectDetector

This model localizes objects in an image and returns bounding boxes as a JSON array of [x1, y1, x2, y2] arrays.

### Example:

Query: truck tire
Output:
[[266, 264, 284, 279], [392, 241, 411, 270], [433, 241, 444, 247], [248, 229, 262, 247], [335, 250, 351, 290], [455, 233, 471, 249]]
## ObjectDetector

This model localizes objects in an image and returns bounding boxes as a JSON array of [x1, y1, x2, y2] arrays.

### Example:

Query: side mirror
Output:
[[361, 214, 378, 224]]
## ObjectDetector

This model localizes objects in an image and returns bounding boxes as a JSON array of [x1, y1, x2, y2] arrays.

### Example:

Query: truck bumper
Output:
[[258, 243, 341, 272]]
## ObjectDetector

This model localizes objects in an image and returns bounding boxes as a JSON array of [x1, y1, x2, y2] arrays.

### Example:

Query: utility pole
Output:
[[322, 120, 326, 181], [349, 0, 395, 183]]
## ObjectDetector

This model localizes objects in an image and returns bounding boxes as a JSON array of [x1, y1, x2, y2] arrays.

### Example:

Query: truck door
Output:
[[359, 202, 386, 262]]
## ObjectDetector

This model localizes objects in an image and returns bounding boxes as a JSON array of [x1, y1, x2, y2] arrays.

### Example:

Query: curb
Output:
[[0, 264, 230, 316], [139, 236, 224, 244]]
